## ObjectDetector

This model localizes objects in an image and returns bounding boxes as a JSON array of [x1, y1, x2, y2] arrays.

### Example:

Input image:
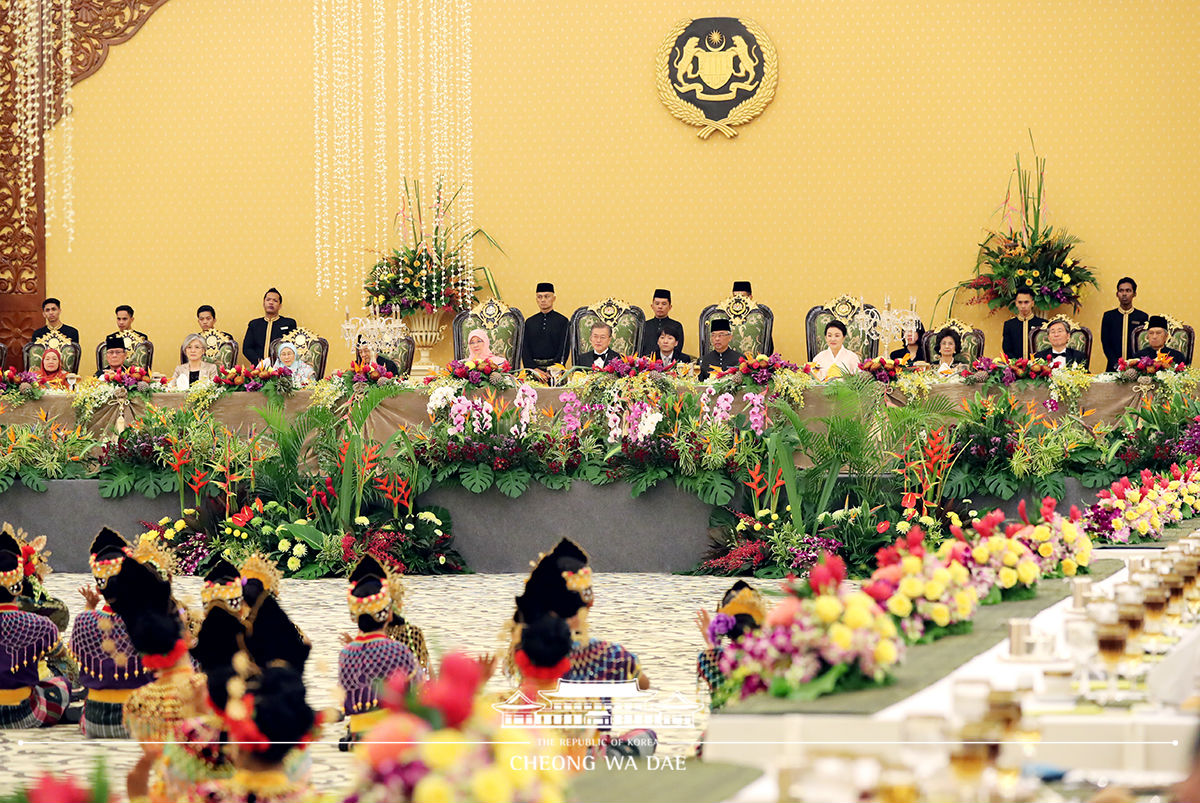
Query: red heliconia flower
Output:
[[1017, 498, 1029, 524], [1040, 496, 1057, 523], [1004, 523, 1023, 538], [863, 579, 893, 603]]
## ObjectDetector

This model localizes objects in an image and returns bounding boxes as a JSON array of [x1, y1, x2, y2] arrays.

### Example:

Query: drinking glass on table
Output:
[[876, 765, 918, 803], [949, 721, 999, 800], [1064, 617, 1097, 698], [899, 713, 950, 780], [1095, 621, 1129, 704]]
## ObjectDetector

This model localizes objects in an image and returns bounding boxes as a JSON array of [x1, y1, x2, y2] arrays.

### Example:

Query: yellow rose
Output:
[[1124, 508, 1139, 522], [988, 535, 1006, 552], [949, 561, 969, 585], [1038, 542, 1054, 558], [874, 638, 898, 666], [1077, 549, 1091, 567], [954, 590, 975, 619], [1062, 521, 1078, 540], [932, 567, 951, 586], [1061, 558, 1078, 576], [413, 776, 456, 803], [470, 766, 515, 803], [814, 595, 844, 625], [158, 516, 171, 526], [924, 580, 947, 601], [1137, 521, 1150, 535], [972, 545, 990, 564], [887, 594, 913, 618], [1002, 550, 1019, 567], [899, 576, 925, 599], [930, 603, 951, 627], [998, 567, 1018, 589], [829, 623, 854, 650], [1032, 525, 1051, 542], [420, 729, 468, 771], [843, 604, 873, 630], [901, 555, 923, 576], [844, 591, 875, 610], [1017, 560, 1040, 586], [875, 614, 898, 639]]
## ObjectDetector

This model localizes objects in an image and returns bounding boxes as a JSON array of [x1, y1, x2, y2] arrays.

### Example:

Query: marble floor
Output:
[[0, 571, 733, 794]]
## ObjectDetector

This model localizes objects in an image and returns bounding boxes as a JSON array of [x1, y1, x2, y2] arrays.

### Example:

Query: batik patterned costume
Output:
[[0, 602, 69, 728], [338, 632, 419, 737], [386, 617, 430, 675], [69, 604, 150, 738], [187, 769, 312, 803]]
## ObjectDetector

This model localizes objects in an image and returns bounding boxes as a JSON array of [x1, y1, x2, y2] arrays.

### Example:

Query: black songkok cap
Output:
[[536, 282, 555, 293], [1148, 315, 1169, 330], [711, 319, 732, 333], [653, 289, 671, 301], [105, 334, 126, 351], [732, 281, 752, 294]]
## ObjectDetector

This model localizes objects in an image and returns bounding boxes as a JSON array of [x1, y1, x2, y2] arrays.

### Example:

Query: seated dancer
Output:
[[811, 319, 861, 380], [1034, 319, 1087, 368], [273, 342, 315, 385], [1134, 315, 1188, 366], [35, 347, 71, 388], [465, 328, 508, 366], [239, 553, 282, 607], [510, 538, 655, 757], [696, 581, 766, 697], [338, 555, 420, 748], [6, 523, 71, 634], [355, 337, 399, 375], [69, 528, 151, 738], [574, 322, 623, 369], [380, 568, 430, 677], [889, 320, 927, 364], [652, 320, 694, 365], [698, 318, 738, 381], [201, 558, 245, 616], [0, 530, 71, 729]]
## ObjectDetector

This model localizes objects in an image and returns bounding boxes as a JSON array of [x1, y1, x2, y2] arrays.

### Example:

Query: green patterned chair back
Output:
[[805, 299, 881, 361], [452, 298, 525, 365], [94, 339, 153, 372], [569, 298, 644, 359], [269, 328, 329, 380], [1132, 321, 1194, 364], [23, 339, 81, 373], [180, 332, 239, 370], [923, 321, 986, 363], [380, 335, 416, 376], [1030, 320, 1093, 365], [699, 298, 774, 356]]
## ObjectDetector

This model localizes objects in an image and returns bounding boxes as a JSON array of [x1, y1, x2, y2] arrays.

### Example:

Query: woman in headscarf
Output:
[[273, 342, 314, 385], [465, 328, 507, 367], [35, 348, 70, 389], [170, 334, 219, 389]]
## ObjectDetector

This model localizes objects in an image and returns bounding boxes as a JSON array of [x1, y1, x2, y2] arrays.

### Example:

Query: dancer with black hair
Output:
[[696, 580, 766, 697]]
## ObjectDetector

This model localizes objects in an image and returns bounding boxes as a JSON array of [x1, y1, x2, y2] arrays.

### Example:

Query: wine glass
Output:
[[1063, 617, 1097, 699], [1095, 621, 1128, 704]]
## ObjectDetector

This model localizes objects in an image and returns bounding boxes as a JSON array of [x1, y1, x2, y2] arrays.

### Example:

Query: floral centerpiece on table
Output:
[[598, 355, 669, 377], [214, 364, 294, 394], [1009, 498, 1093, 578], [713, 552, 904, 707], [362, 179, 494, 318], [1083, 471, 1178, 545], [98, 364, 167, 391], [941, 508, 1042, 603], [858, 356, 917, 384], [341, 654, 571, 803], [424, 358, 514, 390], [0, 367, 43, 403], [333, 361, 399, 392], [715, 353, 800, 389], [961, 356, 1054, 385], [961, 141, 1098, 314], [1115, 354, 1187, 383]]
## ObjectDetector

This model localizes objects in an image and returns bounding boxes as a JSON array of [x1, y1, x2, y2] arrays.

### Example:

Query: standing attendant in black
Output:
[[639, 289, 683, 356], [1100, 277, 1149, 372], [699, 319, 739, 380], [30, 297, 80, 346], [243, 287, 297, 366], [1001, 288, 1045, 360], [522, 282, 570, 369]]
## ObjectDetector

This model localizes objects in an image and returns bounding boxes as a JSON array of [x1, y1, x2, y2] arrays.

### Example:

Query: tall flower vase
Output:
[[407, 310, 447, 374]]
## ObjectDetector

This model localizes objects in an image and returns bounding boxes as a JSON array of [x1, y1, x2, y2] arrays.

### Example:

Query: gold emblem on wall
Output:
[[657, 18, 777, 139]]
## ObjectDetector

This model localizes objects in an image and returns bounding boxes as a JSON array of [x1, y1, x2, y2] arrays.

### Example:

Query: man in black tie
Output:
[[1133, 315, 1187, 366], [242, 287, 297, 366], [31, 297, 80, 346], [639, 289, 683, 356], [521, 282, 569, 369], [699, 319, 739, 380], [1001, 288, 1045, 360], [574, 322, 622, 369], [1034, 320, 1087, 368], [1100, 277, 1148, 372]]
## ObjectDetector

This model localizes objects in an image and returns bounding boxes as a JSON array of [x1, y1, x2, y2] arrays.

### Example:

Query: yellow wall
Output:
[[46, 0, 1200, 372]]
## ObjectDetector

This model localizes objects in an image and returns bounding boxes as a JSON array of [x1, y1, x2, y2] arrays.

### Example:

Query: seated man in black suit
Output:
[[699, 319, 739, 381], [95, 334, 127, 377], [574, 322, 622, 369], [1034, 319, 1087, 369], [1133, 315, 1187, 366], [652, 320, 693, 365]]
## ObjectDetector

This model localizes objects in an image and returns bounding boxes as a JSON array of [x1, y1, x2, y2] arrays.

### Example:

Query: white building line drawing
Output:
[[493, 680, 701, 730]]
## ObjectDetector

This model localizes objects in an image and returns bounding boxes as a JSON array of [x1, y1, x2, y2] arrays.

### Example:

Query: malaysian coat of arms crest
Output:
[[657, 17, 778, 139]]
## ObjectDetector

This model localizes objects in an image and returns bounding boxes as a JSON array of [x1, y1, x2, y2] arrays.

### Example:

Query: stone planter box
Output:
[[968, 477, 1100, 520], [420, 481, 714, 573], [2, 481, 178, 572]]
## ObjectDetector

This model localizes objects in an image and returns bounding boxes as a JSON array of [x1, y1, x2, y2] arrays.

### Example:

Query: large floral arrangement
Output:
[[1083, 470, 1181, 544], [362, 179, 487, 318], [425, 359, 513, 390], [961, 356, 1054, 385], [964, 145, 1098, 313], [99, 365, 167, 390], [214, 364, 293, 393], [1010, 498, 1093, 578], [713, 553, 904, 706], [863, 528, 978, 644], [343, 654, 570, 803], [941, 508, 1042, 603], [859, 356, 916, 384], [1115, 354, 1187, 382], [716, 353, 800, 388], [335, 361, 399, 391], [0, 367, 43, 403], [598, 355, 669, 377]]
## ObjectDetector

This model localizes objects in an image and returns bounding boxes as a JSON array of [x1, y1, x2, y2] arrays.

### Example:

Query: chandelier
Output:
[[849, 295, 923, 344], [342, 305, 411, 357]]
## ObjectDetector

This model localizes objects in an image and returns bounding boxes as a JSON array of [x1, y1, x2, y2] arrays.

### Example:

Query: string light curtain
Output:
[[313, 0, 474, 306]]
